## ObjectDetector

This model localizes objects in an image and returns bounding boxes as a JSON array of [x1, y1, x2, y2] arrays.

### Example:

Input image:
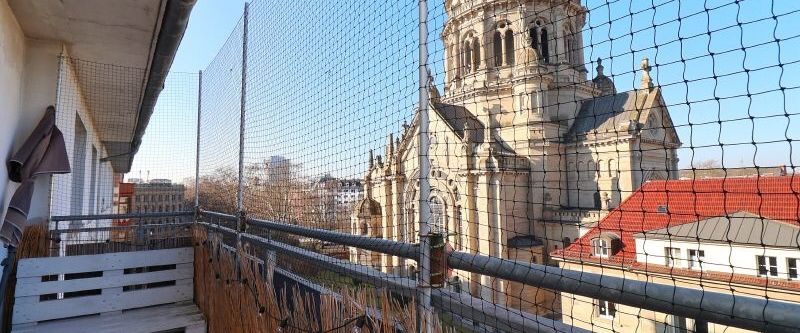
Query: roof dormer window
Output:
[[592, 238, 609, 258], [592, 234, 622, 258]]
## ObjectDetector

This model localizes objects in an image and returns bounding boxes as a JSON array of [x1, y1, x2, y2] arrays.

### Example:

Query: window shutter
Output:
[[611, 238, 623, 255]]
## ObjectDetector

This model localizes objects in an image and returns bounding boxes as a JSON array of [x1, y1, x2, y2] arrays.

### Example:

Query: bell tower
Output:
[[441, 0, 592, 128]]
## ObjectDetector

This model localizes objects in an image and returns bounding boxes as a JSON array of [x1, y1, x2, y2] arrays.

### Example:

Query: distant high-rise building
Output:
[[267, 156, 291, 182]]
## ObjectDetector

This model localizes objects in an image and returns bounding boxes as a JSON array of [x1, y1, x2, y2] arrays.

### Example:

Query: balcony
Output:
[[2, 0, 800, 332]]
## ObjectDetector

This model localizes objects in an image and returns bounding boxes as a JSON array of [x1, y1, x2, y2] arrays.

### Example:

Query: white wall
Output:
[[636, 237, 800, 280], [0, 0, 26, 227], [19, 39, 63, 223], [51, 55, 115, 225]]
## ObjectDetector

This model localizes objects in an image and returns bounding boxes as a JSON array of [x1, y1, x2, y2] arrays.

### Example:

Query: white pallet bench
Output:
[[11, 248, 206, 333]]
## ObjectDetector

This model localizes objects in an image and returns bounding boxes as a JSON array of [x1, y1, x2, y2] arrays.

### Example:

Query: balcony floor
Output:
[[12, 301, 205, 333]]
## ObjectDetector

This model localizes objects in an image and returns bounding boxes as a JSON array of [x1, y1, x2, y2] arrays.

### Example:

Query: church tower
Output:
[[440, 0, 596, 244], [441, 0, 593, 129]]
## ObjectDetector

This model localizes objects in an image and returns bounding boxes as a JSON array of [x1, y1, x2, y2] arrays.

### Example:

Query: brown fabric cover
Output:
[[2, 106, 70, 245]]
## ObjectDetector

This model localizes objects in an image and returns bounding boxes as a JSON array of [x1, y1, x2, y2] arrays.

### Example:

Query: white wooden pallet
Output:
[[12, 302, 206, 333], [11, 248, 206, 332]]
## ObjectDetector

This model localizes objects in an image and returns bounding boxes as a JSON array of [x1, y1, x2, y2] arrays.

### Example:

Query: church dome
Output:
[[592, 58, 616, 96]]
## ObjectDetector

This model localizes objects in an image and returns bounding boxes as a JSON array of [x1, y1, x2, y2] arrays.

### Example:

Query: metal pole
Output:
[[247, 216, 419, 260], [417, 0, 434, 331], [448, 250, 800, 333], [236, 3, 249, 235], [194, 70, 202, 213]]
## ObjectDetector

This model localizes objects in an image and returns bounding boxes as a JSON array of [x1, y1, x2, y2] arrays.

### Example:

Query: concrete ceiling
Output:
[[9, 0, 164, 68], [9, 0, 167, 171]]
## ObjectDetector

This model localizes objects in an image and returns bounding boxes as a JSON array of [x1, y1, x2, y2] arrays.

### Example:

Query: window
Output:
[[540, 28, 549, 62], [463, 41, 473, 73], [665, 247, 680, 266], [528, 19, 549, 63], [658, 315, 689, 333], [688, 249, 705, 269], [504, 30, 514, 65], [563, 24, 577, 64], [757, 256, 778, 277], [592, 238, 609, 258], [596, 299, 615, 319], [607, 159, 616, 177], [493, 31, 503, 66], [430, 196, 445, 234], [789, 258, 798, 280], [472, 37, 480, 71]]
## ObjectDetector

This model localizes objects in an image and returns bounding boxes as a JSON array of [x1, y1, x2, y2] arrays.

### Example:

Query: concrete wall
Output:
[[18, 39, 62, 223], [0, 0, 26, 227]]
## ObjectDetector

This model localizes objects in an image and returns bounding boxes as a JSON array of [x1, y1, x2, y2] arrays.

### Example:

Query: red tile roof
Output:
[[552, 175, 800, 291], [553, 175, 800, 265]]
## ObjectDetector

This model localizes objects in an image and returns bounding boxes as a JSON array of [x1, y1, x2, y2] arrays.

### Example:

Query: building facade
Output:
[[553, 176, 800, 333], [133, 179, 189, 224], [351, 0, 681, 314]]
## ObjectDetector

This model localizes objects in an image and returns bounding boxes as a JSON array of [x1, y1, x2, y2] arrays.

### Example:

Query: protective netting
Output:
[[49, 0, 800, 332], [50, 57, 197, 256]]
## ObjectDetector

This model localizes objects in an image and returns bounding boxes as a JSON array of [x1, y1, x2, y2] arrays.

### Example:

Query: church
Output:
[[350, 0, 680, 314]]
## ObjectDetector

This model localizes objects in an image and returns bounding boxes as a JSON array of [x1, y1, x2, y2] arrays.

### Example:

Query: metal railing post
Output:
[[417, 0, 434, 331], [236, 3, 250, 240], [194, 70, 202, 219]]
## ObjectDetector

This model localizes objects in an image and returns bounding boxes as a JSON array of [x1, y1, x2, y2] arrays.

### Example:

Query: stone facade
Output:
[[351, 0, 681, 315]]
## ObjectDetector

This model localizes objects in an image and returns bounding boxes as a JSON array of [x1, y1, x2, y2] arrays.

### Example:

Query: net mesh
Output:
[[45, 0, 800, 332]]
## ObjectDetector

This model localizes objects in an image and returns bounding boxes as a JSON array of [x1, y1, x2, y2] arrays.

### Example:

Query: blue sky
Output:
[[130, 0, 800, 183]]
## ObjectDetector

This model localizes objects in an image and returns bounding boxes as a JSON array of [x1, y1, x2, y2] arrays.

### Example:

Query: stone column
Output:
[[475, 170, 493, 300], [392, 176, 405, 274], [382, 177, 393, 274], [465, 172, 480, 296]]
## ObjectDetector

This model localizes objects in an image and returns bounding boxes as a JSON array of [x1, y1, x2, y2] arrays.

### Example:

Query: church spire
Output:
[[368, 149, 374, 169]]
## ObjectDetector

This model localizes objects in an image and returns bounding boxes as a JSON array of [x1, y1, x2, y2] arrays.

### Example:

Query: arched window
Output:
[[577, 161, 585, 180], [455, 205, 464, 251], [463, 41, 473, 74], [608, 159, 616, 177], [541, 28, 549, 62], [504, 30, 515, 65], [493, 22, 512, 67], [597, 160, 604, 178], [493, 31, 503, 66], [430, 196, 445, 234], [564, 24, 576, 64], [529, 19, 550, 63], [472, 37, 480, 71], [588, 161, 597, 180], [593, 192, 601, 209]]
